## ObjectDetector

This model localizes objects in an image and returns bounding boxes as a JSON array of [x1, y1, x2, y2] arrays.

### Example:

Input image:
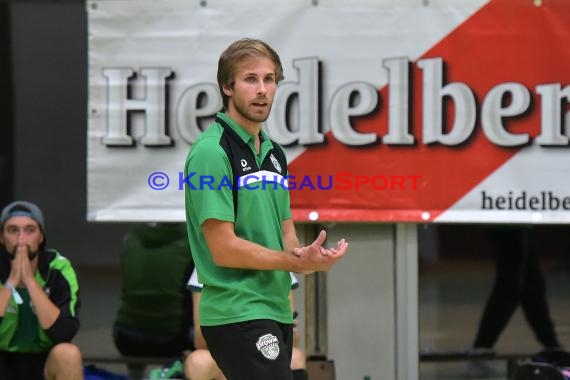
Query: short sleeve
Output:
[[185, 138, 235, 225]]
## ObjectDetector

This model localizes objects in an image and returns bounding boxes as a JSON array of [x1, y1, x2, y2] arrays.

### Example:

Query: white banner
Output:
[[87, 0, 570, 223]]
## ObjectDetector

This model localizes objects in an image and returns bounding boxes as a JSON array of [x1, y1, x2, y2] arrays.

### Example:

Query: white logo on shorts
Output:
[[256, 333, 280, 360]]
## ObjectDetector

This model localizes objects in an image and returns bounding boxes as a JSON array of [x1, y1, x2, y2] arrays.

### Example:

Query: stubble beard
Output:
[[234, 100, 272, 124]]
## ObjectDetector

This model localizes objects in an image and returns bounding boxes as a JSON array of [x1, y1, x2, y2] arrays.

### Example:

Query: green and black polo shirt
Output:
[[184, 112, 293, 327]]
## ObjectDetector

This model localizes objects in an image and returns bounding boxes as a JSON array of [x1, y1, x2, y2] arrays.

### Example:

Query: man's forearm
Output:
[[0, 284, 13, 317], [209, 235, 302, 272], [203, 219, 303, 272], [25, 280, 60, 329]]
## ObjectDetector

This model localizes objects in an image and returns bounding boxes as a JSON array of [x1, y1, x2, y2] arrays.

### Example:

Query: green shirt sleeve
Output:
[[185, 137, 235, 226]]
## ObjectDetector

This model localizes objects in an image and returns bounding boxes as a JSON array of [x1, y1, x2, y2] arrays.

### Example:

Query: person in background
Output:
[[113, 223, 194, 358], [0, 200, 83, 380], [184, 268, 308, 380], [467, 225, 563, 378]]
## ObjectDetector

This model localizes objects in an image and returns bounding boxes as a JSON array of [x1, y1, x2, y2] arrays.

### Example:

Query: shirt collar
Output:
[[216, 112, 270, 145]]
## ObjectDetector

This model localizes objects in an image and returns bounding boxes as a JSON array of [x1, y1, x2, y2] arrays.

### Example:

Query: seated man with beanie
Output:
[[0, 200, 83, 380]]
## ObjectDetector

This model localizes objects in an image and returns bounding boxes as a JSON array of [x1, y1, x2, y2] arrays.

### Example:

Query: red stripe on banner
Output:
[[289, 0, 570, 222]]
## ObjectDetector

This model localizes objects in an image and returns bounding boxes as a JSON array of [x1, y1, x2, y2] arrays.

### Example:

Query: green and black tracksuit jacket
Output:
[[0, 248, 80, 353]]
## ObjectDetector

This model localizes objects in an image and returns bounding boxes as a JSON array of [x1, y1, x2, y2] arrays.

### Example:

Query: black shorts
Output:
[[0, 350, 48, 380], [202, 319, 294, 380]]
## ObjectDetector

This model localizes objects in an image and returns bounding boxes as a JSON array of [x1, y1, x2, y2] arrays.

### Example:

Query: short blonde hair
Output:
[[217, 38, 284, 109]]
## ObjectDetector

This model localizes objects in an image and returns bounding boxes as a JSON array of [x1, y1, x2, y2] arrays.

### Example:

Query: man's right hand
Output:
[[8, 244, 28, 287]]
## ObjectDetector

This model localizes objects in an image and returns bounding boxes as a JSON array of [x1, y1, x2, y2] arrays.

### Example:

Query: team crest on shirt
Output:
[[256, 333, 280, 360], [269, 153, 282, 173]]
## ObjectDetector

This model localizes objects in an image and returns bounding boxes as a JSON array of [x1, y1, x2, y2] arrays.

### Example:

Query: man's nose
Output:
[[17, 232, 27, 244]]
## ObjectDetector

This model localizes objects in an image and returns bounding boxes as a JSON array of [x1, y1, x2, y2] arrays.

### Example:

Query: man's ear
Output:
[[223, 84, 233, 97]]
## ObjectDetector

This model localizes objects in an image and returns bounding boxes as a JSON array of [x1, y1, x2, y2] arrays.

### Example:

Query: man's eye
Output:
[[245, 77, 257, 83]]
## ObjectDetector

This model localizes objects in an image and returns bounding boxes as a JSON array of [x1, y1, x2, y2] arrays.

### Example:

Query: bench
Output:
[[83, 355, 177, 380], [420, 349, 532, 378]]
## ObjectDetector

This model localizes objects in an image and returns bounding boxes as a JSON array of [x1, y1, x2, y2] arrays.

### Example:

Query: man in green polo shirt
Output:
[[184, 38, 348, 380]]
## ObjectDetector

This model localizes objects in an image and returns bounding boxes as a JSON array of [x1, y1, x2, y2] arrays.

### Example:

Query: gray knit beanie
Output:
[[0, 201, 46, 233]]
